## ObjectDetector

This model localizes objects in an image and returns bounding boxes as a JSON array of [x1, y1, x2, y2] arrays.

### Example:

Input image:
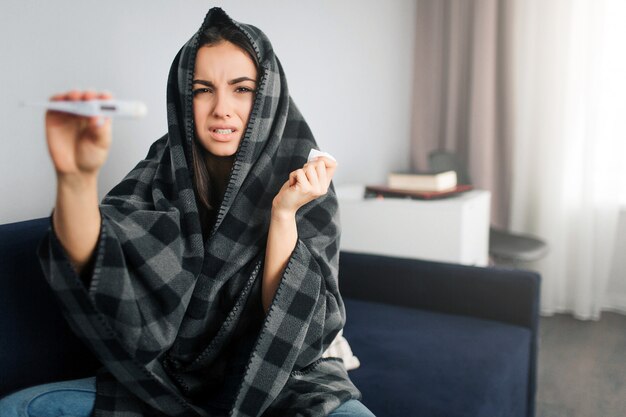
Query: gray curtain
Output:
[[411, 0, 515, 228]]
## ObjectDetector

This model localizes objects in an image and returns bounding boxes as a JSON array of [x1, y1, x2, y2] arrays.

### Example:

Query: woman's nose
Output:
[[212, 92, 231, 118]]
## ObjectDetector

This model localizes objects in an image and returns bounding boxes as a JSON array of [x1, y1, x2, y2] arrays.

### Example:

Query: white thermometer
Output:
[[22, 100, 147, 119]]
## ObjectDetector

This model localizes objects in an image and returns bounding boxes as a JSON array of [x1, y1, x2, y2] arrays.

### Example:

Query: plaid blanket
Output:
[[38, 7, 360, 417]]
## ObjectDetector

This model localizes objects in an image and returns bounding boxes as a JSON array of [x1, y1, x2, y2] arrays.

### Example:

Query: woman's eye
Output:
[[192, 88, 212, 96], [235, 86, 256, 94]]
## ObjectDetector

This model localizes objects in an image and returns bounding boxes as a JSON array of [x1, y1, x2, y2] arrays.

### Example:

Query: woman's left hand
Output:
[[272, 156, 338, 217]]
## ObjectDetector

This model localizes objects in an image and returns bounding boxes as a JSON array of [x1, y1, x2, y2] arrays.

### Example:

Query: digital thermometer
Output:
[[22, 100, 147, 119]]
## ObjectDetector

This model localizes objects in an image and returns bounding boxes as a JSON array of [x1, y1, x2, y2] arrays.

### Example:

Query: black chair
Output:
[[429, 150, 549, 267]]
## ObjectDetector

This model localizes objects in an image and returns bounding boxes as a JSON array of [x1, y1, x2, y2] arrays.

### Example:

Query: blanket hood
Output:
[[167, 7, 290, 235]]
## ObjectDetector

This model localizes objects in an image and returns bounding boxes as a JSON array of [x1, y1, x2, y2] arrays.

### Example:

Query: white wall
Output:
[[0, 0, 417, 224]]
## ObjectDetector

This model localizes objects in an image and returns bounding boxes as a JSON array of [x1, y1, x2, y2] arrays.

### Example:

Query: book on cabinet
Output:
[[387, 170, 457, 192]]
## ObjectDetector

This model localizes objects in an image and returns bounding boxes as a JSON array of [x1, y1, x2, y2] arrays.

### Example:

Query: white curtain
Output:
[[510, 0, 626, 319]]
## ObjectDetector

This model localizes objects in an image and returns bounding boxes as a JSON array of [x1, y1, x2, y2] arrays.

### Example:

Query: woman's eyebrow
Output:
[[192, 77, 256, 87], [228, 77, 257, 85], [192, 79, 214, 87]]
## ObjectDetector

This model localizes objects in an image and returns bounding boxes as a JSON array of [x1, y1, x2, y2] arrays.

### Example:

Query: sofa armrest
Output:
[[338, 251, 540, 332], [0, 218, 99, 397], [338, 251, 540, 417]]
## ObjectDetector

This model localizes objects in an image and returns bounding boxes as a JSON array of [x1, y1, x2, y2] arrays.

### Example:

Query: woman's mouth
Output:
[[209, 127, 238, 141]]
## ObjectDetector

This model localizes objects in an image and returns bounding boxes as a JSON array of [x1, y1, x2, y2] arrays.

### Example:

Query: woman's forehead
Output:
[[194, 42, 257, 78]]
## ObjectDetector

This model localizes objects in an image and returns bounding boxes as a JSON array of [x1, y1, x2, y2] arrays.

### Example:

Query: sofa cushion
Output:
[[343, 298, 531, 417]]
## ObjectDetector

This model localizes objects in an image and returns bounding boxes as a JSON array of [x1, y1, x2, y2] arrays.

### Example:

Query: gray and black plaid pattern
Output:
[[38, 7, 360, 417]]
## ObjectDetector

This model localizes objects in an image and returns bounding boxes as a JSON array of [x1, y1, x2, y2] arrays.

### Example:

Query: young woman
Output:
[[0, 7, 374, 417]]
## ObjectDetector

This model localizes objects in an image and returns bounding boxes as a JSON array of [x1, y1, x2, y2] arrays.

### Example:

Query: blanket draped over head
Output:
[[38, 7, 360, 417]]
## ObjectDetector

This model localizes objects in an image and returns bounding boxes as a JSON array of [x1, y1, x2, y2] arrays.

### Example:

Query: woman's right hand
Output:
[[46, 91, 112, 273], [46, 90, 113, 181]]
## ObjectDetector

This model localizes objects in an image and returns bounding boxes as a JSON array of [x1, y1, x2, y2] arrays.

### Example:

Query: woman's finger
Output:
[[82, 90, 98, 101], [88, 116, 110, 129], [67, 90, 82, 101], [97, 91, 113, 100], [318, 156, 337, 179], [314, 159, 328, 190], [293, 169, 311, 192], [304, 163, 320, 190], [50, 93, 66, 102]]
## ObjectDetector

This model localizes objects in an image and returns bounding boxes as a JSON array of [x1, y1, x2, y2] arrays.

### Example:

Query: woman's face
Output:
[[192, 41, 257, 157]]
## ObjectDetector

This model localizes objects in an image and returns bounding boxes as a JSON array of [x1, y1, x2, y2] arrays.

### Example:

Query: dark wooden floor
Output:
[[536, 312, 626, 417]]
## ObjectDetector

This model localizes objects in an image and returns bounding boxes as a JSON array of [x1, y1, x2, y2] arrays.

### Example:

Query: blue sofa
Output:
[[0, 218, 540, 417]]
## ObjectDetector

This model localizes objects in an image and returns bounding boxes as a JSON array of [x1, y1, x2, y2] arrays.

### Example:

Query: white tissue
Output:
[[307, 149, 337, 163]]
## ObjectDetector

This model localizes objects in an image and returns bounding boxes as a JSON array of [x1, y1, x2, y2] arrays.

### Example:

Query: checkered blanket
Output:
[[38, 7, 360, 417]]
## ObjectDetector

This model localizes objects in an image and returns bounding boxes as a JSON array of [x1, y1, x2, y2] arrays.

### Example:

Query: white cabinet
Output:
[[336, 185, 491, 266]]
